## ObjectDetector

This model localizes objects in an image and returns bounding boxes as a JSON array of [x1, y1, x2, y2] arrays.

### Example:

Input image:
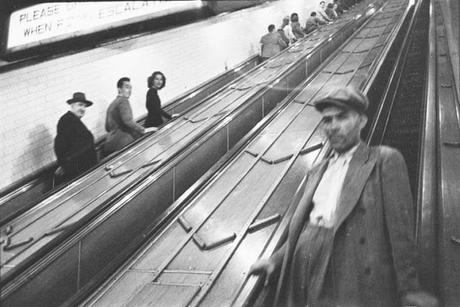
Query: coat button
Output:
[[359, 237, 366, 244], [364, 267, 371, 275]]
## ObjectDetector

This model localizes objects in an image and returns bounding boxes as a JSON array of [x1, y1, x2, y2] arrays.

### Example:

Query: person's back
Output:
[[281, 16, 296, 44], [260, 24, 287, 60], [54, 92, 97, 181], [105, 95, 143, 153], [305, 12, 325, 34], [104, 77, 145, 155], [277, 28, 290, 48], [325, 3, 337, 20], [290, 13, 304, 39], [317, 1, 332, 22]]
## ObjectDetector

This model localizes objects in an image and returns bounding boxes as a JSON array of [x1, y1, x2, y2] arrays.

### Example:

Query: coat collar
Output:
[[333, 142, 377, 232]]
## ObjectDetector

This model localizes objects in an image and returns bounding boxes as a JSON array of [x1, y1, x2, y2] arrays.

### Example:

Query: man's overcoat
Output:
[[269, 143, 420, 306], [104, 96, 144, 155]]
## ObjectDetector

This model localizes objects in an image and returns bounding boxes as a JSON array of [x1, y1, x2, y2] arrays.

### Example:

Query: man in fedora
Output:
[[249, 87, 438, 306], [54, 92, 97, 182]]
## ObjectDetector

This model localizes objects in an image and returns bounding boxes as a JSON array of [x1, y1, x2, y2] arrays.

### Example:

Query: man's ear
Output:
[[359, 114, 368, 129]]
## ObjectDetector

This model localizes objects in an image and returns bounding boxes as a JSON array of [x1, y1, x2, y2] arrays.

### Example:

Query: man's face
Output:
[[118, 81, 132, 98], [320, 106, 367, 153], [320, 1, 326, 8], [70, 102, 87, 118]]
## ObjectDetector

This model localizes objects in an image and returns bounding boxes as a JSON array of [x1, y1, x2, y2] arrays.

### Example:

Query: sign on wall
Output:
[[6, 1, 203, 52]]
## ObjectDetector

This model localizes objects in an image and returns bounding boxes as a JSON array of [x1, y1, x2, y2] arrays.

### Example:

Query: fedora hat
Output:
[[314, 86, 368, 114], [66, 92, 93, 107]]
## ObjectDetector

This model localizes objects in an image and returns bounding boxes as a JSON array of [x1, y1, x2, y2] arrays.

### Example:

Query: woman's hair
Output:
[[147, 71, 166, 89]]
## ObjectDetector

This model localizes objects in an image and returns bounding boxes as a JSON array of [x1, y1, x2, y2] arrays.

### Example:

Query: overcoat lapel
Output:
[[274, 160, 329, 306], [333, 142, 377, 233]]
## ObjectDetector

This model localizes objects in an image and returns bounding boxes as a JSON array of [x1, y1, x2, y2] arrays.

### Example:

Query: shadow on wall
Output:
[[13, 124, 55, 181]]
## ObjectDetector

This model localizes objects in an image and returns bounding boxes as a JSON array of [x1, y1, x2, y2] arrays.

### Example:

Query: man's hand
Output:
[[145, 127, 159, 133], [248, 259, 276, 287], [171, 113, 180, 119], [401, 291, 439, 307]]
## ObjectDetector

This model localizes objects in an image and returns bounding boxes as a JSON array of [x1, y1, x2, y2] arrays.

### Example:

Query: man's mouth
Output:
[[329, 135, 342, 143]]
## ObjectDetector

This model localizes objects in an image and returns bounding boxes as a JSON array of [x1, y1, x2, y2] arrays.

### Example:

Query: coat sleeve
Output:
[[380, 147, 420, 294], [119, 100, 145, 137], [316, 17, 327, 25], [278, 33, 288, 48], [146, 89, 156, 114], [278, 30, 289, 45]]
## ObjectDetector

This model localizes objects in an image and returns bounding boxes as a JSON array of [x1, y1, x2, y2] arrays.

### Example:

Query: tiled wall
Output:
[[0, 0, 315, 189]]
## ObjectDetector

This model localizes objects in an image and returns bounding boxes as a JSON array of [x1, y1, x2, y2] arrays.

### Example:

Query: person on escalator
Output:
[[104, 77, 157, 155], [325, 3, 338, 20], [145, 71, 179, 129], [290, 13, 305, 40], [248, 86, 439, 307], [334, 0, 347, 15], [260, 24, 288, 61], [318, 0, 332, 23], [281, 16, 296, 45], [305, 12, 326, 34], [54, 92, 97, 181]]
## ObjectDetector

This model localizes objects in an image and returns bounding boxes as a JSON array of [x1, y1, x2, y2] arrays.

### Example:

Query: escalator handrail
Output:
[[415, 0, 438, 293]]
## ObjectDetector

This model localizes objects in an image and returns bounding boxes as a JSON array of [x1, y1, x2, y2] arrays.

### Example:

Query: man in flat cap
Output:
[[249, 87, 438, 306], [54, 92, 97, 182]]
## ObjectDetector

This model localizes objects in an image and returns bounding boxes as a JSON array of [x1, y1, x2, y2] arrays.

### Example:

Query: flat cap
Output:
[[314, 86, 369, 113]]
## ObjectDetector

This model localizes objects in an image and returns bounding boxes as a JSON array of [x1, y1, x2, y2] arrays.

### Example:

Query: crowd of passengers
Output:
[[260, 0, 352, 61], [54, 73, 176, 182]]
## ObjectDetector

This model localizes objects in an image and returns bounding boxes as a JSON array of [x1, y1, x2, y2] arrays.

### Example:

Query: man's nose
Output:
[[329, 118, 340, 131]]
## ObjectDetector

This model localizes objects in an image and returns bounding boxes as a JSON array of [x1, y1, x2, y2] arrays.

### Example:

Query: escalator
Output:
[[0, 2, 379, 306], [74, 0, 418, 305]]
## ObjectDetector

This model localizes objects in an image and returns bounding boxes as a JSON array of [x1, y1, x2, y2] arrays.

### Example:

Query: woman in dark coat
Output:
[[144, 71, 178, 128], [54, 92, 97, 181]]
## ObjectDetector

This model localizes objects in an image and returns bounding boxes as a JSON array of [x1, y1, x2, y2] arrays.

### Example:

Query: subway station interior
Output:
[[0, 0, 459, 306]]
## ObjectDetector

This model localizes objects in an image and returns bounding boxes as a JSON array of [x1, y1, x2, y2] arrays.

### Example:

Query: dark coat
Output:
[[104, 95, 144, 155], [277, 29, 290, 47], [54, 111, 97, 178], [291, 21, 305, 39], [145, 88, 171, 128], [260, 31, 288, 59], [269, 143, 420, 306], [305, 16, 326, 34]]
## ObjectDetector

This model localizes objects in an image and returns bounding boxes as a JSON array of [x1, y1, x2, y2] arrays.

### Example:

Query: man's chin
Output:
[[330, 141, 354, 153]]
